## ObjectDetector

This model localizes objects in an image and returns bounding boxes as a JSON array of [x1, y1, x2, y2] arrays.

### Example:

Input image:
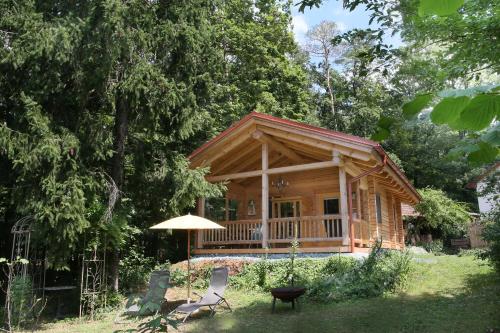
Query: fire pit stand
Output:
[[270, 286, 306, 313]]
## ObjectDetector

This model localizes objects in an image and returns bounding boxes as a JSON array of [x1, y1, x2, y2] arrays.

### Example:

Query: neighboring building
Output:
[[189, 112, 420, 254], [467, 162, 500, 215]]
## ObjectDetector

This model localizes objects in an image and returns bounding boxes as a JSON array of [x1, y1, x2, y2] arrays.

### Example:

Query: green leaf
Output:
[[480, 125, 500, 146], [402, 94, 433, 119], [418, 0, 464, 16], [371, 127, 390, 142], [467, 142, 499, 164], [378, 115, 395, 129], [457, 94, 500, 130], [430, 96, 470, 125], [437, 84, 500, 98]]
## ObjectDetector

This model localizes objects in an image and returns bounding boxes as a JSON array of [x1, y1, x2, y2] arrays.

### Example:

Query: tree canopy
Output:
[[0, 0, 497, 285]]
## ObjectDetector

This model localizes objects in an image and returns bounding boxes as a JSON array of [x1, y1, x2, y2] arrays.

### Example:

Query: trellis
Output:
[[79, 243, 106, 319], [9, 216, 46, 298], [4, 216, 46, 329]]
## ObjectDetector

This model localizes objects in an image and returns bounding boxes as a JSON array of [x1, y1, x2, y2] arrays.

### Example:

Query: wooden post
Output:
[[196, 198, 205, 249], [339, 166, 349, 246], [261, 142, 269, 248], [367, 176, 378, 241]]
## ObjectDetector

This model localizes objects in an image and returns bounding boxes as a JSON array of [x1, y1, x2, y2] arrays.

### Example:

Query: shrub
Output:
[[416, 240, 444, 254], [119, 246, 170, 292], [181, 242, 414, 303], [412, 188, 471, 239], [308, 244, 413, 302]]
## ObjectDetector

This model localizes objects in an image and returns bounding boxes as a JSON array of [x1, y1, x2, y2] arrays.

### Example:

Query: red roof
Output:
[[189, 111, 420, 201]]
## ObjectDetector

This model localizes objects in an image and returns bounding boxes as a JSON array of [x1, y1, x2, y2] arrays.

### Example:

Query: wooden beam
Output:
[[257, 125, 373, 162], [211, 144, 260, 175], [255, 120, 373, 153], [207, 160, 340, 182], [339, 166, 349, 246], [253, 130, 304, 163], [261, 142, 269, 248]]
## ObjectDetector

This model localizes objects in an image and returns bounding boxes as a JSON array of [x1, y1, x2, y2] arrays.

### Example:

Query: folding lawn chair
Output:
[[114, 270, 170, 323], [169, 267, 231, 323]]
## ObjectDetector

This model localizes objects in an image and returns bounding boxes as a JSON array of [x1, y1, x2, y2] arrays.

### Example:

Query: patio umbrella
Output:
[[150, 214, 225, 302]]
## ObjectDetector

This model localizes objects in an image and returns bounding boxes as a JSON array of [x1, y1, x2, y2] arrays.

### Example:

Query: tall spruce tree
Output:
[[0, 0, 314, 289]]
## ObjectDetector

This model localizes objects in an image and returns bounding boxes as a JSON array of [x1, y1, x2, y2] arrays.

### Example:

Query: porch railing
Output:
[[202, 219, 262, 246], [268, 215, 343, 243], [202, 215, 351, 247]]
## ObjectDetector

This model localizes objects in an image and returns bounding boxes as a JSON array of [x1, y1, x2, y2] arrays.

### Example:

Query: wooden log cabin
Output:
[[189, 112, 420, 255]]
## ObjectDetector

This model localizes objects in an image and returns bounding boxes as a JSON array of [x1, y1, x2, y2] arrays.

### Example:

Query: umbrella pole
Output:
[[187, 229, 191, 303]]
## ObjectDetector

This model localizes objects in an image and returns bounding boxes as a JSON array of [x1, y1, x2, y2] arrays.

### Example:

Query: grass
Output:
[[28, 254, 500, 333]]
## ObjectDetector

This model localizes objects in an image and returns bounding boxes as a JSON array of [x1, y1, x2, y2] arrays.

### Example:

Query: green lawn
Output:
[[33, 255, 500, 333]]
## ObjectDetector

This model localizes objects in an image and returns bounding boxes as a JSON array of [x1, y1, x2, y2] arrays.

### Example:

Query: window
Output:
[[323, 198, 340, 237], [228, 199, 239, 221], [271, 199, 301, 218], [375, 193, 382, 224], [205, 197, 226, 222], [323, 198, 340, 215], [205, 197, 239, 221]]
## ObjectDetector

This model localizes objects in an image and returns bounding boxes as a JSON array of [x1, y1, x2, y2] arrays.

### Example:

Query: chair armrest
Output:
[[213, 292, 224, 299], [192, 291, 203, 299]]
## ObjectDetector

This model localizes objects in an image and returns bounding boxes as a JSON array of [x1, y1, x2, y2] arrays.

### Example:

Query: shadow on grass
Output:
[[185, 271, 500, 333]]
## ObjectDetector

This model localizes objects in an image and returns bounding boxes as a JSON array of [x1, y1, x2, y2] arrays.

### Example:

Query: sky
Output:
[[291, 1, 402, 48]]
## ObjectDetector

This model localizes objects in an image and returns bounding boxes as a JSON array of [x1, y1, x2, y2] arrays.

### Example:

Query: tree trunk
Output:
[[323, 48, 336, 129], [109, 95, 129, 292]]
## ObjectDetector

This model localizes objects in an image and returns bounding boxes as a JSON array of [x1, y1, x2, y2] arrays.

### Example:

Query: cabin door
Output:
[[272, 198, 301, 238], [322, 196, 341, 237]]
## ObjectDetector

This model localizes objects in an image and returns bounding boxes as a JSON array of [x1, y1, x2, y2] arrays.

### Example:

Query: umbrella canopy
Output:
[[150, 214, 225, 303], [150, 214, 224, 230]]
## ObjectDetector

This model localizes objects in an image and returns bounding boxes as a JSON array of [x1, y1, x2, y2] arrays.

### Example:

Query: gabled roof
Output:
[[189, 111, 379, 159], [189, 111, 420, 202]]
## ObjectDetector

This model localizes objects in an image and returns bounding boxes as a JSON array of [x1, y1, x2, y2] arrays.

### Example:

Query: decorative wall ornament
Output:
[[247, 199, 256, 216]]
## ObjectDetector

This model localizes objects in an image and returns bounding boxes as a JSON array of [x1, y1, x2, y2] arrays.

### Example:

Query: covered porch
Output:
[[189, 112, 419, 255]]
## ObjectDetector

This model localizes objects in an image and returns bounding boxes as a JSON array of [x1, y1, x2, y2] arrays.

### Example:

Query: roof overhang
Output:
[[189, 111, 421, 203]]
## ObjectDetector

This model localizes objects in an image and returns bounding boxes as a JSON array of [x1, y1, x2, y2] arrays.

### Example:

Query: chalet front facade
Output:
[[189, 112, 420, 254]]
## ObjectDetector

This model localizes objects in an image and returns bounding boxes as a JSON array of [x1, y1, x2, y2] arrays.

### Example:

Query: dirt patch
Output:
[[171, 258, 255, 276]]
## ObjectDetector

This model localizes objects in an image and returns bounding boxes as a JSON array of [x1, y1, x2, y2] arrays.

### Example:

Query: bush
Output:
[[119, 246, 170, 292], [480, 210, 500, 271], [181, 242, 413, 303], [412, 188, 471, 239], [416, 240, 444, 254]]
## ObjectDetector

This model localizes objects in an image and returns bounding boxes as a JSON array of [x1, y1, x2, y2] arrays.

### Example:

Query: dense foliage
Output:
[[479, 170, 500, 272], [410, 188, 471, 239], [169, 244, 413, 302], [0, 0, 497, 292]]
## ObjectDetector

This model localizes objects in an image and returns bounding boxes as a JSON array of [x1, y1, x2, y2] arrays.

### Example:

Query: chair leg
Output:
[[222, 298, 232, 312], [272, 297, 276, 313], [209, 305, 216, 317], [182, 312, 193, 323]]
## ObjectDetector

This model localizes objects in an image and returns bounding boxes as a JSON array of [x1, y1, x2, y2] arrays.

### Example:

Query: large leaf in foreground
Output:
[[481, 125, 500, 146], [430, 96, 470, 125], [458, 94, 500, 130], [418, 0, 464, 16], [467, 142, 499, 164], [402, 94, 433, 119]]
